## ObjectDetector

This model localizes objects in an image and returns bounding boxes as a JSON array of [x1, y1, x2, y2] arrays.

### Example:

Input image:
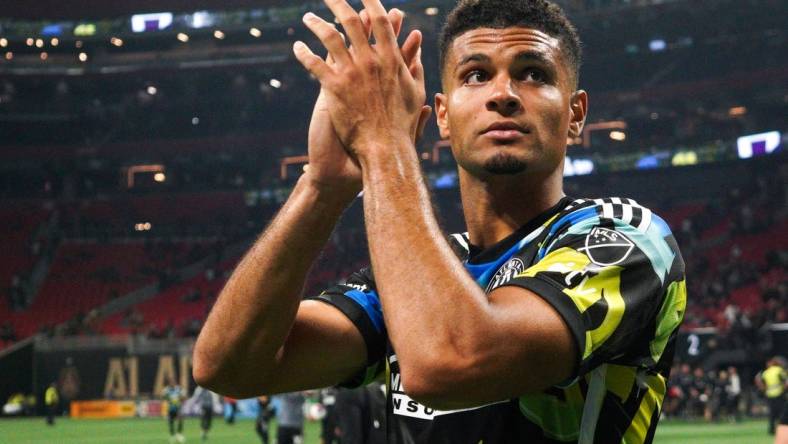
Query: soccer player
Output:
[[191, 385, 218, 441], [255, 395, 273, 444], [162, 380, 186, 443], [276, 392, 306, 444], [757, 357, 788, 435], [44, 382, 59, 426], [194, 0, 687, 442]]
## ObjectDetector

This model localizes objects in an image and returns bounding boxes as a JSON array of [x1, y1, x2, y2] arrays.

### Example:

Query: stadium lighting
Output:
[[649, 39, 666, 52], [249, 27, 262, 38], [728, 106, 747, 117], [425, 7, 440, 16], [131, 13, 173, 33], [26, 38, 34, 46], [737, 131, 780, 159], [609, 131, 626, 141], [111, 37, 124, 47], [154, 173, 166, 182], [0, 38, 7, 47], [78, 52, 88, 62], [147, 86, 157, 95], [213, 30, 225, 40], [269, 78, 282, 89], [51, 38, 59, 46], [35, 38, 44, 48], [5, 52, 12, 60], [40, 52, 48, 61], [134, 222, 152, 232], [177, 33, 189, 43]]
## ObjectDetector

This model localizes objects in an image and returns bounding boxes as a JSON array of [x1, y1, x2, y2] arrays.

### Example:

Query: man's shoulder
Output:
[[553, 196, 674, 239]]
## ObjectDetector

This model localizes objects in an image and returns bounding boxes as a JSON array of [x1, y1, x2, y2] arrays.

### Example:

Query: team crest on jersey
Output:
[[581, 227, 634, 266], [486, 258, 526, 292]]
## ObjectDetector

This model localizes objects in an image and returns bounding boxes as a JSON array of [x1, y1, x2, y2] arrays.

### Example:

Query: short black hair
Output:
[[439, 0, 582, 87]]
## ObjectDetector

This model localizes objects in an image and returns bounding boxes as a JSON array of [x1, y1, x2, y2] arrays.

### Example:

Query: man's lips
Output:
[[480, 122, 530, 140]]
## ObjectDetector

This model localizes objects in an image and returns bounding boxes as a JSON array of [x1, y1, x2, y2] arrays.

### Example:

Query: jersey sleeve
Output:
[[502, 200, 686, 381], [306, 267, 387, 388]]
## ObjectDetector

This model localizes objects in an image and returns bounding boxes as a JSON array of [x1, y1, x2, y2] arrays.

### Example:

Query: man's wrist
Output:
[[299, 171, 360, 209], [356, 135, 420, 174]]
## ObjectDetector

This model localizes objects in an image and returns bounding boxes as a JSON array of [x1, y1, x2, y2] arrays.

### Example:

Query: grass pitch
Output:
[[0, 416, 772, 443]]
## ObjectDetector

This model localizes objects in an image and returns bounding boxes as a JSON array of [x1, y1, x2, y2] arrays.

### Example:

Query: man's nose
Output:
[[486, 78, 522, 115]]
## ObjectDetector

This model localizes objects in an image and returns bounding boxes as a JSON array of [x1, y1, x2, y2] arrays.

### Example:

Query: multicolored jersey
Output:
[[310, 196, 686, 444], [162, 385, 183, 411]]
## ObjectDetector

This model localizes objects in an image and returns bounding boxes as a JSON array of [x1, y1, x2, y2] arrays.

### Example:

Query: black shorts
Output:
[[781, 398, 788, 426], [277, 425, 303, 444]]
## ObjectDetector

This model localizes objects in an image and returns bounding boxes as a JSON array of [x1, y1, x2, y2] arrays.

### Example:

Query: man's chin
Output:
[[482, 154, 527, 175]]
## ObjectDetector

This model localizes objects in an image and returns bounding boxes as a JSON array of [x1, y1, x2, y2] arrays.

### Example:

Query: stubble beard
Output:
[[483, 151, 527, 175]]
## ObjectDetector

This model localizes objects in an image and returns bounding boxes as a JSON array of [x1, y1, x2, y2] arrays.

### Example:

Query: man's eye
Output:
[[464, 71, 488, 85], [524, 69, 546, 83]]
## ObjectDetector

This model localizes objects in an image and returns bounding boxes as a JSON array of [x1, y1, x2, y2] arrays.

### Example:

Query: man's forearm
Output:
[[359, 142, 490, 382], [193, 173, 355, 391]]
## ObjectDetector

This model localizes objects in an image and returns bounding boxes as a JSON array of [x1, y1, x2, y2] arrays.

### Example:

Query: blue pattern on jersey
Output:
[[651, 214, 672, 238], [545, 206, 597, 241], [345, 289, 384, 333], [538, 206, 597, 259], [464, 232, 539, 288]]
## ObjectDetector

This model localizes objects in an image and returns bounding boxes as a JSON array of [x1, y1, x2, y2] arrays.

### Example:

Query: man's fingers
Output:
[[359, 9, 373, 40], [416, 105, 433, 143], [302, 12, 353, 66], [401, 30, 422, 68], [362, 9, 403, 39], [388, 8, 404, 39], [323, 0, 371, 53], [410, 47, 426, 85], [358, 0, 398, 53], [293, 41, 332, 81]]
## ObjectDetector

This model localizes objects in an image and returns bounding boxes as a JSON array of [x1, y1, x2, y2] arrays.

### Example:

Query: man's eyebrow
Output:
[[455, 53, 491, 71], [454, 50, 556, 72], [513, 50, 554, 67]]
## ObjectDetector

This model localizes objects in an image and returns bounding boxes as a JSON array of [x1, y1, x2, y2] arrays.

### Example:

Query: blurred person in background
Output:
[[335, 384, 386, 444], [255, 395, 273, 444], [191, 385, 219, 441], [725, 366, 742, 422], [44, 382, 59, 426], [276, 392, 305, 444], [162, 379, 186, 443], [319, 388, 340, 444], [224, 395, 238, 424], [758, 357, 788, 435]]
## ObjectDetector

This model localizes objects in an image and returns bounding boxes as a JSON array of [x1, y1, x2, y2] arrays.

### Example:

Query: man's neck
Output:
[[458, 168, 565, 250]]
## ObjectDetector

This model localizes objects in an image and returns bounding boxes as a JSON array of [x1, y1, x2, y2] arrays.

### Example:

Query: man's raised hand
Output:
[[295, 0, 429, 162]]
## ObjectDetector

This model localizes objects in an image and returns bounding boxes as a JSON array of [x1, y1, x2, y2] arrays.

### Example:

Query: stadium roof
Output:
[[0, 0, 294, 20]]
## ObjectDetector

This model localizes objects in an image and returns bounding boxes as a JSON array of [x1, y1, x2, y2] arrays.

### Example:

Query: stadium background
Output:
[[0, 0, 785, 442]]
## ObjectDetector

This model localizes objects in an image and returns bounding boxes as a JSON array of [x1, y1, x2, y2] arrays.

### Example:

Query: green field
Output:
[[0, 417, 772, 443]]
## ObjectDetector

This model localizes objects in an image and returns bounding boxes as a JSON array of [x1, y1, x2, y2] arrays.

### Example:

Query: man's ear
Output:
[[568, 90, 588, 139], [435, 93, 450, 140]]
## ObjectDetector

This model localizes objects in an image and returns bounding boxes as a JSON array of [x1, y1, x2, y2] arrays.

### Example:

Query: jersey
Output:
[[762, 366, 787, 398], [310, 196, 686, 444], [163, 385, 183, 412], [45, 386, 59, 406]]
